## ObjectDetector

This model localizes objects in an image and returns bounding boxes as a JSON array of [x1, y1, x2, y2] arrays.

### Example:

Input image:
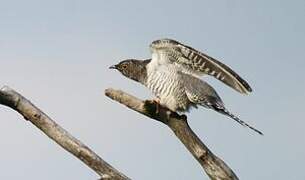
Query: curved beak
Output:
[[109, 65, 117, 69]]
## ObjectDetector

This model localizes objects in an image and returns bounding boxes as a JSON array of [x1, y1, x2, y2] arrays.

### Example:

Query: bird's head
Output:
[[109, 59, 150, 83]]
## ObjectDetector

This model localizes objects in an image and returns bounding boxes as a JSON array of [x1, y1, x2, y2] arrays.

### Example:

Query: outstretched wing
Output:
[[149, 38, 252, 94]]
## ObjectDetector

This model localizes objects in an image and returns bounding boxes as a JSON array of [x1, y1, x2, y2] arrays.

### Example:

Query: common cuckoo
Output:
[[110, 38, 262, 135]]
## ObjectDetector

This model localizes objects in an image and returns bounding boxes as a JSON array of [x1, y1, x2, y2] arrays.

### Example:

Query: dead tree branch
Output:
[[105, 88, 239, 180], [0, 86, 130, 180]]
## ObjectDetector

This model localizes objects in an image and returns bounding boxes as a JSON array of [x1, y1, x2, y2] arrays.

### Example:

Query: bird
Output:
[[110, 38, 263, 135]]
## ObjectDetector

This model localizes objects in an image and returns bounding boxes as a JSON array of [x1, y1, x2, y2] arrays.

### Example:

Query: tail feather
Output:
[[213, 106, 263, 135]]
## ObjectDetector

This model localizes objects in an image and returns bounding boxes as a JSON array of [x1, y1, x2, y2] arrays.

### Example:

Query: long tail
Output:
[[212, 105, 263, 135]]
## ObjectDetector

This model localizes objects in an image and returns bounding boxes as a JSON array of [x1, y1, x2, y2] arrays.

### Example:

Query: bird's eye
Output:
[[121, 64, 128, 69]]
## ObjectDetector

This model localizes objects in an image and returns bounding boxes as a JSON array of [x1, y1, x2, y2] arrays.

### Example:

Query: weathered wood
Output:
[[0, 86, 130, 180], [105, 88, 239, 180]]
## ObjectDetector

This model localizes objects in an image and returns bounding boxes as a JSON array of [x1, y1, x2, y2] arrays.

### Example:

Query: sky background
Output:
[[0, 0, 305, 179]]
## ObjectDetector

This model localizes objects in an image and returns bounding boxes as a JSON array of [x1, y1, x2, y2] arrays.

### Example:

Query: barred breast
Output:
[[145, 64, 191, 112]]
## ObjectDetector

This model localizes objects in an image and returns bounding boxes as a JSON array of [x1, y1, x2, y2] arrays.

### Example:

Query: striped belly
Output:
[[146, 67, 190, 111]]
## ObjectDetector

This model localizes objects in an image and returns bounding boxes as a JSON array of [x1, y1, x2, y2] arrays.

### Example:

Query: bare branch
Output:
[[0, 86, 130, 180], [105, 88, 239, 180]]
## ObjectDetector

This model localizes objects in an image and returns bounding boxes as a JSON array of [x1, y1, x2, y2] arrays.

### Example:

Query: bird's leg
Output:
[[151, 97, 186, 119], [153, 97, 161, 114], [143, 97, 162, 116]]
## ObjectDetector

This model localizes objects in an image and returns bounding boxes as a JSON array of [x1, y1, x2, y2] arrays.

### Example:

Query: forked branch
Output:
[[0, 85, 238, 180], [105, 88, 239, 180]]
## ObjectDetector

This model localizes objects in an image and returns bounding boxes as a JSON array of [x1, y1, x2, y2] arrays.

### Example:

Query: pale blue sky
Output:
[[0, 0, 304, 179]]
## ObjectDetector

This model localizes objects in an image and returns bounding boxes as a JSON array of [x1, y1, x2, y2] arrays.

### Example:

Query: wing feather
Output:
[[150, 38, 252, 94]]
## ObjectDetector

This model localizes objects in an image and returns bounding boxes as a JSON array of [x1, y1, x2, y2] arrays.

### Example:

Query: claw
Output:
[[153, 98, 161, 113]]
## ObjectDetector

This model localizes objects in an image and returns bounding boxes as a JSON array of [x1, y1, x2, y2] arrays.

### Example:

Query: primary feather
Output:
[[150, 38, 252, 94]]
